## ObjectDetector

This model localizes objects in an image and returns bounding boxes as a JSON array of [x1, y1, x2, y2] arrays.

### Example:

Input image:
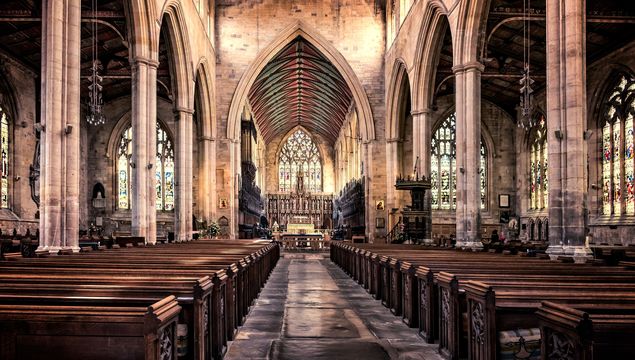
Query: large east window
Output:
[[117, 123, 175, 211], [430, 113, 487, 210], [529, 114, 548, 210], [602, 73, 635, 215], [278, 129, 322, 193]]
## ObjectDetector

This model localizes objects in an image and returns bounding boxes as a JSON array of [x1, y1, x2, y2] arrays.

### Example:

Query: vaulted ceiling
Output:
[[434, 0, 635, 115], [248, 36, 353, 145], [0, 0, 173, 104]]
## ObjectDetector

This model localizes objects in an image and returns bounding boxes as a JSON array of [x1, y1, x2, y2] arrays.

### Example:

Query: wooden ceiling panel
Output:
[[248, 36, 353, 144]]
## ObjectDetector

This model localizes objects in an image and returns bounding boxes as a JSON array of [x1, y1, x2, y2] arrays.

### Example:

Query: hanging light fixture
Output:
[[86, 0, 105, 126], [518, 0, 535, 131]]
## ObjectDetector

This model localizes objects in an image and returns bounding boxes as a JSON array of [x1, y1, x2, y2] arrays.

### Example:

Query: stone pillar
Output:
[[175, 107, 194, 242], [453, 63, 484, 249], [230, 139, 240, 239], [385, 139, 399, 230], [130, 57, 158, 244], [546, 0, 591, 262], [38, 0, 81, 253], [198, 136, 216, 223], [364, 141, 375, 243], [413, 109, 434, 242]]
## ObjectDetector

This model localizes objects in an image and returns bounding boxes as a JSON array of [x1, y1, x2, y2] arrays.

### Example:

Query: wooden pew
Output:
[[331, 242, 635, 360], [0, 295, 181, 360], [0, 239, 279, 360], [462, 281, 635, 360], [536, 301, 635, 360]]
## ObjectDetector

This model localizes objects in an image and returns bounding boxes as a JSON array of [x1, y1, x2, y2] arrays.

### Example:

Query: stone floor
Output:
[[225, 253, 443, 360]]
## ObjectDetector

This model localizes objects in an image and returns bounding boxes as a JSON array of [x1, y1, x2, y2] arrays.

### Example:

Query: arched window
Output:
[[529, 114, 548, 210], [0, 107, 8, 208], [602, 73, 635, 215], [278, 129, 322, 193], [430, 113, 487, 210], [117, 123, 175, 211]]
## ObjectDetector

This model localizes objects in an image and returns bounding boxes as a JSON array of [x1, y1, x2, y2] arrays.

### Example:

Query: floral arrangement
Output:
[[207, 222, 220, 237]]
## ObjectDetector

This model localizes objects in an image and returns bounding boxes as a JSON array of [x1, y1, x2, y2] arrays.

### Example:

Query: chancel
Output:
[[0, 1, 634, 360]]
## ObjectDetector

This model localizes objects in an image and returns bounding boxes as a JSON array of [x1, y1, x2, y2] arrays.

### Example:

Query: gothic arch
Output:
[[159, 2, 194, 110], [226, 20, 375, 143], [412, 3, 451, 111], [386, 59, 412, 141], [125, 0, 158, 59], [194, 59, 215, 139]]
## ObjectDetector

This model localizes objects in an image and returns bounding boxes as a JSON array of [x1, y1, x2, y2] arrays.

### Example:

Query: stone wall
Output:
[[0, 59, 39, 234]]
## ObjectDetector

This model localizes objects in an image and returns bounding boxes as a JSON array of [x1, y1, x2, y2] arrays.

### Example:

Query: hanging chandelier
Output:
[[518, 0, 535, 131], [86, 0, 105, 126]]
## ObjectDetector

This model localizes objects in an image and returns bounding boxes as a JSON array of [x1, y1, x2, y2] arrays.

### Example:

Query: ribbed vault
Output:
[[248, 36, 353, 144]]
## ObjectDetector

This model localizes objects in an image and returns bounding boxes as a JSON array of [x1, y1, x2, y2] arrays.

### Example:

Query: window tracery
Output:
[[602, 74, 635, 215], [278, 129, 322, 193], [117, 123, 175, 211], [431, 113, 487, 210], [530, 114, 548, 210]]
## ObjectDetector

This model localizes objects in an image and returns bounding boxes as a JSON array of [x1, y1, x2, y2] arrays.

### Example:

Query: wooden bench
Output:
[[0, 239, 279, 360], [331, 242, 635, 360], [537, 301, 635, 360], [0, 295, 181, 360]]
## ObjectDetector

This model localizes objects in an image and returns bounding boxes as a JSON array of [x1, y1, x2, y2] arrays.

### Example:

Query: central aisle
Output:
[[226, 255, 442, 360]]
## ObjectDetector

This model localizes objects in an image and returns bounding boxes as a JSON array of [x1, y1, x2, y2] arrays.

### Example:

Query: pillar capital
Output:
[[198, 135, 216, 142], [386, 137, 401, 144], [131, 56, 159, 68], [452, 61, 485, 74], [411, 108, 433, 116], [174, 106, 195, 117]]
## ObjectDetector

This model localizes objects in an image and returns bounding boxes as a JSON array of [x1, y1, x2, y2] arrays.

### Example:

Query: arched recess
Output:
[[412, 3, 450, 111], [453, 0, 491, 66], [385, 60, 413, 223], [227, 20, 375, 143], [159, 3, 194, 110], [124, 0, 158, 59], [194, 59, 216, 222], [386, 59, 412, 141]]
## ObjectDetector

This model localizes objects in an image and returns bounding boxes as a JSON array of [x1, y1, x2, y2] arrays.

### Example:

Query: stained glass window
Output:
[[0, 108, 8, 208], [278, 129, 322, 193], [117, 123, 175, 211], [602, 74, 635, 215], [431, 113, 487, 210], [529, 115, 548, 210]]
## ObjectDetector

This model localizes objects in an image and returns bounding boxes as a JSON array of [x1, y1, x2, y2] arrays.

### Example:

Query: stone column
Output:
[[385, 139, 399, 230], [230, 139, 240, 239], [546, 0, 591, 262], [453, 63, 484, 249], [175, 107, 194, 242], [38, 0, 81, 253], [198, 135, 216, 223], [413, 109, 434, 242], [130, 57, 158, 244]]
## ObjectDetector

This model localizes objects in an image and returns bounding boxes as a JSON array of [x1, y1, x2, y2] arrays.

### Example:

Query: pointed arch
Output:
[[412, 3, 451, 111], [227, 20, 375, 143], [386, 59, 412, 141], [125, 0, 158, 59], [194, 58, 215, 139], [159, 2, 194, 110]]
